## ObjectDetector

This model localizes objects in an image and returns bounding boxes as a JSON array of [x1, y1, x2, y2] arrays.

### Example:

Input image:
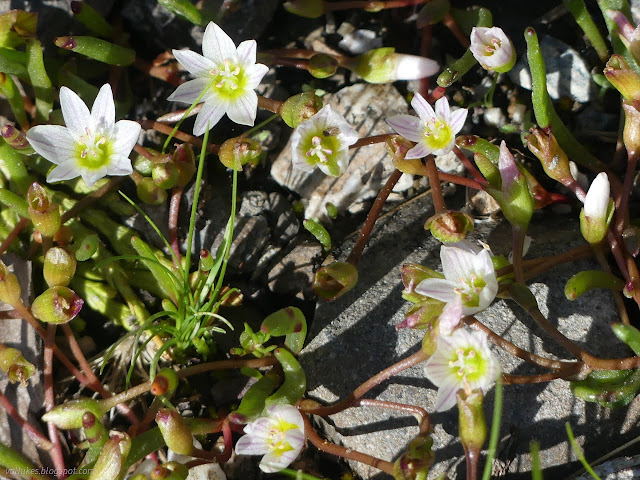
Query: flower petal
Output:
[[405, 142, 432, 159], [172, 49, 216, 77], [26, 125, 76, 165], [91, 84, 116, 132], [440, 244, 477, 282], [226, 91, 257, 126], [236, 40, 257, 67], [202, 21, 237, 64], [47, 161, 80, 183], [438, 299, 463, 335], [106, 154, 134, 175], [267, 405, 305, 430], [415, 278, 458, 303], [411, 93, 436, 122], [260, 451, 293, 473], [193, 100, 227, 136], [448, 108, 467, 134], [584, 172, 610, 220], [60, 86, 91, 137], [167, 78, 212, 104], [386, 114, 424, 143], [433, 380, 459, 411], [235, 434, 269, 456], [434, 96, 450, 121], [112, 120, 141, 157], [81, 168, 108, 187], [245, 63, 270, 89]]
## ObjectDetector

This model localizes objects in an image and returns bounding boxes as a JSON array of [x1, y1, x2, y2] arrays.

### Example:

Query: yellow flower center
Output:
[[267, 419, 299, 456], [424, 119, 453, 151], [75, 128, 112, 170], [210, 59, 246, 100]]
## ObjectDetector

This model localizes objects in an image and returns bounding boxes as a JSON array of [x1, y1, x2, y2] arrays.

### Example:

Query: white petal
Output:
[[245, 63, 269, 89], [173, 49, 215, 77], [268, 405, 305, 429], [441, 242, 477, 282], [394, 54, 439, 80], [415, 278, 458, 303], [226, 92, 257, 126], [260, 451, 293, 473], [193, 100, 227, 136], [81, 169, 108, 187], [26, 125, 77, 165], [434, 96, 450, 121], [411, 93, 436, 122], [107, 154, 133, 175], [433, 382, 459, 411], [449, 108, 467, 134], [405, 143, 431, 159], [584, 172, 610, 220], [236, 40, 257, 67], [386, 114, 424, 143], [47, 162, 80, 183], [202, 21, 237, 64], [112, 120, 140, 157], [91, 84, 115, 131], [167, 78, 212, 104], [59, 86, 91, 137], [235, 434, 269, 456]]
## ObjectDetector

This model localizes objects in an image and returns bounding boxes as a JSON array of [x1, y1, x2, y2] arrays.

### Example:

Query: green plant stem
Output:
[[530, 441, 543, 480], [161, 85, 210, 154], [60, 177, 123, 223], [26, 38, 53, 123], [564, 0, 609, 63], [481, 377, 502, 480], [0, 73, 29, 129], [566, 422, 603, 480], [0, 442, 52, 480], [168, 186, 183, 265]]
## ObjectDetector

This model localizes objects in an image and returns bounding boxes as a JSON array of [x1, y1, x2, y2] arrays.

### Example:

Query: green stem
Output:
[[162, 84, 211, 154], [564, 0, 609, 63], [481, 377, 502, 480]]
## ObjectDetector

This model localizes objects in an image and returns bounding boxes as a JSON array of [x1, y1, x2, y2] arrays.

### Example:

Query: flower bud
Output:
[[156, 408, 194, 456], [137, 177, 168, 205], [457, 389, 487, 460], [31, 286, 84, 324], [0, 260, 21, 306], [607, 10, 640, 62], [283, 0, 325, 18], [0, 344, 35, 385], [151, 368, 179, 396], [88, 431, 131, 480], [496, 141, 534, 230], [218, 136, 262, 171], [400, 263, 443, 304], [280, 91, 324, 128], [133, 151, 154, 176], [526, 127, 573, 185], [580, 172, 614, 244], [27, 182, 61, 237], [42, 397, 106, 429], [151, 463, 188, 480], [172, 143, 196, 187], [604, 55, 640, 101], [82, 411, 108, 446], [351, 48, 438, 84], [393, 434, 435, 480], [470, 26, 516, 73], [308, 54, 339, 79], [43, 247, 77, 287], [1, 125, 34, 154], [152, 159, 179, 189], [425, 210, 474, 243], [397, 299, 444, 330], [623, 101, 640, 155], [313, 262, 358, 301]]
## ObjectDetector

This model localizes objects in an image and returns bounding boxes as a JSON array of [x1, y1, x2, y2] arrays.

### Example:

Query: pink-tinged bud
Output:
[[218, 136, 262, 171], [604, 55, 640, 101], [280, 91, 324, 128], [0, 260, 21, 307], [150, 368, 179, 396], [1, 125, 34, 153], [580, 172, 614, 244], [82, 411, 108, 446], [43, 246, 77, 287], [470, 26, 516, 73], [496, 141, 533, 230], [136, 177, 168, 205], [88, 431, 131, 480], [0, 344, 35, 385], [385, 135, 430, 175], [457, 390, 487, 462], [199, 249, 214, 272], [400, 263, 444, 304], [27, 182, 61, 237], [172, 143, 196, 187], [393, 434, 435, 480], [42, 397, 106, 429], [156, 408, 194, 456], [152, 159, 179, 190], [283, 0, 325, 18], [313, 262, 358, 301], [397, 299, 444, 330], [606, 10, 640, 61], [425, 210, 474, 243], [623, 101, 640, 155], [526, 127, 574, 185], [31, 286, 84, 324], [351, 48, 439, 84]]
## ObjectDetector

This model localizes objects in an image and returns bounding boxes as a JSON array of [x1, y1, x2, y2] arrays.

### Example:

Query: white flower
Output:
[[583, 172, 610, 221], [415, 240, 498, 315], [425, 328, 500, 411], [291, 105, 359, 176], [386, 94, 467, 159], [26, 84, 140, 187], [168, 22, 269, 136], [235, 405, 305, 473], [470, 26, 516, 72]]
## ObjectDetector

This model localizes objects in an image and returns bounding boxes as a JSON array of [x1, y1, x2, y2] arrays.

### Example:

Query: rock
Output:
[[576, 455, 640, 480], [267, 241, 323, 299], [271, 83, 409, 220], [338, 29, 383, 55], [238, 191, 300, 245], [483, 107, 507, 128], [509, 35, 594, 103], [300, 205, 634, 479]]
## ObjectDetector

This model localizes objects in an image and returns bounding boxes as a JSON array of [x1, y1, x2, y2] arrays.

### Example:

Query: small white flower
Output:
[[386, 94, 467, 159], [168, 22, 269, 136], [415, 240, 498, 315], [291, 105, 359, 176], [470, 26, 516, 72], [425, 328, 500, 411], [26, 84, 140, 187], [583, 172, 610, 222], [235, 405, 305, 473]]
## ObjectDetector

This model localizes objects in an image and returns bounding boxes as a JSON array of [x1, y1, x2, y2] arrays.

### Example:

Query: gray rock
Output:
[[300, 204, 635, 479], [267, 241, 323, 299], [238, 191, 300, 245], [271, 84, 409, 220], [575, 455, 640, 480], [509, 35, 594, 103]]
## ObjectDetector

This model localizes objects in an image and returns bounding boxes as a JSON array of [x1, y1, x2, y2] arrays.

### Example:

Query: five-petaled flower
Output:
[[415, 240, 498, 315], [26, 84, 140, 187], [469, 26, 516, 73], [291, 104, 359, 176], [168, 22, 269, 136], [235, 404, 305, 473], [425, 328, 500, 411], [386, 94, 467, 159]]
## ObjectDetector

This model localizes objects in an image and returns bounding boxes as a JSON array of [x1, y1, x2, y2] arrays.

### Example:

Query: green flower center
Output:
[[424, 119, 453, 151], [449, 347, 487, 384], [454, 274, 486, 309], [304, 131, 342, 176], [210, 59, 246, 100], [267, 419, 298, 456], [74, 129, 112, 170]]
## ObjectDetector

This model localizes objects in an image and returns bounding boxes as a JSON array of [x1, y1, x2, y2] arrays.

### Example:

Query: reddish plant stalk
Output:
[[0, 217, 28, 256], [44, 325, 66, 479], [139, 120, 220, 154], [324, 0, 429, 11], [0, 390, 53, 450], [453, 146, 489, 187], [443, 13, 470, 48], [358, 398, 430, 435], [425, 155, 446, 214], [615, 150, 638, 236]]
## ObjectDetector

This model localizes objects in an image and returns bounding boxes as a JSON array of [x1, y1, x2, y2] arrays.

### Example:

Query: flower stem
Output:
[[594, 245, 630, 325], [453, 146, 489, 187], [60, 177, 123, 223], [0, 390, 53, 450], [139, 120, 220, 154], [512, 227, 527, 284], [443, 13, 471, 48], [350, 134, 392, 149], [615, 150, 638, 236], [44, 325, 66, 479], [426, 155, 446, 214], [358, 398, 430, 434], [257, 95, 283, 114]]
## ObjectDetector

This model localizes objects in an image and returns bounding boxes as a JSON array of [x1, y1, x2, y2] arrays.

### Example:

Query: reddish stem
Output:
[[44, 325, 66, 479], [0, 217, 28, 256], [358, 398, 430, 435], [615, 150, 638, 236], [453, 146, 489, 187], [324, 0, 429, 11], [61, 178, 123, 223], [350, 134, 392, 149], [139, 120, 220, 154], [0, 390, 53, 450], [425, 155, 446, 214], [419, 25, 432, 100], [443, 13, 470, 48]]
